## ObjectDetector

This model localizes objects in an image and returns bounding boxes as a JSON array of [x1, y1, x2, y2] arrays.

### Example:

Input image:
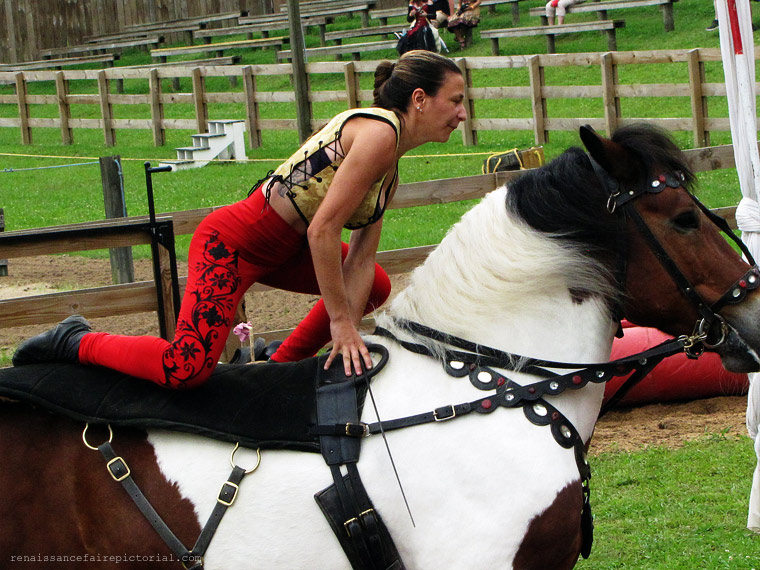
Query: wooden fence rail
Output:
[[0, 47, 756, 149], [0, 143, 740, 345]]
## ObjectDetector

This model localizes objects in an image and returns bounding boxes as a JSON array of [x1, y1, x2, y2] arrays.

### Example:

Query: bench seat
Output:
[[529, 0, 677, 32], [370, 0, 522, 25], [151, 37, 285, 61], [324, 24, 404, 44], [0, 54, 118, 71], [481, 19, 625, 54], [277, 39, 396, 62], [193, 19, 326, 42], [40, 37, 162, 59]]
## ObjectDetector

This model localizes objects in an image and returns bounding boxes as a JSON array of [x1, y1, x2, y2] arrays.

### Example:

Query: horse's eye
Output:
[[672, 211, 700, 232]]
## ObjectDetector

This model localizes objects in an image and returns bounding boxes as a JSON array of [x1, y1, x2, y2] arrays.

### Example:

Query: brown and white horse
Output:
[[2, 124, 760, 570]]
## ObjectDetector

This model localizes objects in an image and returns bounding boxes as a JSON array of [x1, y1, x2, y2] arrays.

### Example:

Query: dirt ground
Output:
[[0, 255, 753, 456]]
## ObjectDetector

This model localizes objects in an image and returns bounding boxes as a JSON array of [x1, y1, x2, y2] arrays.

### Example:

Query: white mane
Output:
[[377, 186, 614, 343]]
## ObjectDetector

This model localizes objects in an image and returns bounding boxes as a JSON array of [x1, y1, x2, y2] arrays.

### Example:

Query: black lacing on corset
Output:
[[249, 137, 346, 208]]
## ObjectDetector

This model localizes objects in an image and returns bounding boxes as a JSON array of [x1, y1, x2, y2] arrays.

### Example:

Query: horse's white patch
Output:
[[147, 186, 619, 569]]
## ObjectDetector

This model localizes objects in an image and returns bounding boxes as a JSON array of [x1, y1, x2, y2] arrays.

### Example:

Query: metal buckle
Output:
[[106, 456, 130, 482], [434, 405, 456, 422], [218, 481, 239, 507], [345, 422, 370, 437], [344, 516, 359, 536]]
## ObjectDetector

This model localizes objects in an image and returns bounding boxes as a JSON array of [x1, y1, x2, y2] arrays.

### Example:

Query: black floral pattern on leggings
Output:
[[162, 232, 240, 388]]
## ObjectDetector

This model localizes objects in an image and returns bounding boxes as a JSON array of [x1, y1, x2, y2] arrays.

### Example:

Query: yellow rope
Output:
[[0, 151, 494, 162]]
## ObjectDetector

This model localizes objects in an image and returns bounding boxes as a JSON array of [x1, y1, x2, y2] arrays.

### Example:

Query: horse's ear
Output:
[[579, 125, 630, 177]]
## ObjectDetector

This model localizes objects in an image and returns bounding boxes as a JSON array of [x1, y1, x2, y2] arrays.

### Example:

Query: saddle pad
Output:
[[0, 358, 327, 452]]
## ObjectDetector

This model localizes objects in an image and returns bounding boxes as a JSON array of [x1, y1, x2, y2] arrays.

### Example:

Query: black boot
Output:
[[12, 315, 91, 367], [264, 340, 283, 361]]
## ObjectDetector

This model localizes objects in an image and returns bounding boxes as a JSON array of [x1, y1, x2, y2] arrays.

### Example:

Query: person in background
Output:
[[447, 0, 481, 49], [12, 51, 468, 386], [429, 0, 455, 29], [708, 0, 760, 31], [399, 0, 437, 54], [706, 0, 719, 31], [545, 0, 581, 26]]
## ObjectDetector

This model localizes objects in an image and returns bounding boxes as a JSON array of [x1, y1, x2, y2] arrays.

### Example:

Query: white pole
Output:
[[716, 0, 760, 533]]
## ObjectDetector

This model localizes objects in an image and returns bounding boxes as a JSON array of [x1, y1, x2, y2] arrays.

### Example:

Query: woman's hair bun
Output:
[[373, 60, 395, 92]]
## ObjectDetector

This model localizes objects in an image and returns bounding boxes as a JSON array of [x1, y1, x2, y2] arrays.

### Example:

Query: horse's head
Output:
[[506, 123, 760, 373], [579, 124, 760, 373]]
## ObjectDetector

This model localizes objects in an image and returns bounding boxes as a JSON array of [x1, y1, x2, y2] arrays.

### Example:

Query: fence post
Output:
[[55, 71, 73, 145], [192, 67, 208, 134], [99, 156, 135, 284], [0, 209, 7, 277], [600, 52, 619, 135], [687, 48, 708, 148], [149, 68, 165, 146], [456, 58, 475, 146], [97, 70, 115, 146], [528, 55, 547, 145], [344, 61, 359, 109], [15, 72, 31, 145], [243, 65, 262, 148]]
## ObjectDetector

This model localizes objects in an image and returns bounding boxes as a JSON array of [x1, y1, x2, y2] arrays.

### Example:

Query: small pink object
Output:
[[551, 0, 559, 7], [232, 322, 253, 343]]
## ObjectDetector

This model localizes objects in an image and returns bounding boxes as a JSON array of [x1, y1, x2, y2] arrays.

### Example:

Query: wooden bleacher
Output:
[[481, 19, 626, 54], [324, 24, 404, 45], [370, 0, 523, 25], [277, 39, 396, 62], [40, 37, 163, 59], [278, 0, 374, 27], [528, 0, 678, 32], [151, 37, 286, 64], [0, 54, 118, 71], [193, 19, 326, 46]]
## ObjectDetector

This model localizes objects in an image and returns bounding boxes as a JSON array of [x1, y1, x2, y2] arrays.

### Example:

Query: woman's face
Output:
[[419, 72, 467, 143]]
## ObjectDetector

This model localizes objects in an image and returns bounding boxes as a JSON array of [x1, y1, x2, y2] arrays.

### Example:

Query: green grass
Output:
[[0, 1, 749, 255], [1, 4, 759, 563], [579, 436, 759, 570]]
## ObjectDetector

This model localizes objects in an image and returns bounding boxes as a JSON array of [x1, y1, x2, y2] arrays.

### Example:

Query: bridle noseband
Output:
[[588, 155, 760, 354]]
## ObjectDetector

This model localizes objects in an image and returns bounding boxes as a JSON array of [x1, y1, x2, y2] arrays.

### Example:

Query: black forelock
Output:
[[505, 146, 620, 255], [504, 123, 696, 257], [610, 123, 696, 191]]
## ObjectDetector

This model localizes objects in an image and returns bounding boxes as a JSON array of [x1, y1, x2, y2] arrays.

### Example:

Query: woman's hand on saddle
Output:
[[325, 317, 373, 376]]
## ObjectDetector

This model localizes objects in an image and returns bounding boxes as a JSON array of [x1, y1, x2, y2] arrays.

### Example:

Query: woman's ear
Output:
[[411, 88, 426, 110]]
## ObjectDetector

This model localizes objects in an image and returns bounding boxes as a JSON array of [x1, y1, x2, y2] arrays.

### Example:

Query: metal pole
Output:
[[144, 162, 173, 339]]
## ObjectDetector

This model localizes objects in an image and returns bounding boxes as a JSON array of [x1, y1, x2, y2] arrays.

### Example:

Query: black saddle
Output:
[[0, 357, 329, 452]]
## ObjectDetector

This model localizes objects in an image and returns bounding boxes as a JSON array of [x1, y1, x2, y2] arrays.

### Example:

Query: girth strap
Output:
[[314, 346, 403, 570], [98, 441, 248, 570]]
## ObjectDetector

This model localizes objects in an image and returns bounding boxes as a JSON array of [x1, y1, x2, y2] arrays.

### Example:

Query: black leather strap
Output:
[[98, 441, 248, 570]]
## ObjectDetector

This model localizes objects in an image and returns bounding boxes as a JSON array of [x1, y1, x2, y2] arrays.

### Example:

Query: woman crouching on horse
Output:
[[12, 50, 467, 388]]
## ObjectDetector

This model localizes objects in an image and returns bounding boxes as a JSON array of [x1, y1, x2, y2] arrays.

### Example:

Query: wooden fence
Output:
[[0, 142, 740, 348], [0, 0, 271, 64], [0, 47, 756, 148]]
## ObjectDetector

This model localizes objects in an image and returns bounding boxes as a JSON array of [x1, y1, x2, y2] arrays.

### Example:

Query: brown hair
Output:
[[373, 50, 461, 114]]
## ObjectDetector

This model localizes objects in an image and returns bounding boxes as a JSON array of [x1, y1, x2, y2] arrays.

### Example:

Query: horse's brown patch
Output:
[[0, 403, 201, 569], [512, 481, 583, 570]]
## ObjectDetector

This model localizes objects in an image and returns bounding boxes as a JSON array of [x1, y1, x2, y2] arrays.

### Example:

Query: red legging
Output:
[[78, 189, 391, 389]]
